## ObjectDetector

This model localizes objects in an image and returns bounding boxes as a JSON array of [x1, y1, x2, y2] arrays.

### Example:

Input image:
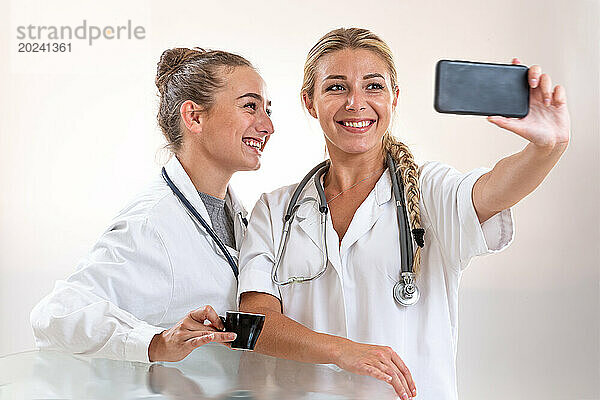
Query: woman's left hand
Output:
[[486, 58, 571, 151]]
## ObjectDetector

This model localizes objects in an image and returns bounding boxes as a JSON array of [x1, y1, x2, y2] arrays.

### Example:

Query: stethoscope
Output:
[[161, 167, 247, 279], [271, 153, 425, 306]]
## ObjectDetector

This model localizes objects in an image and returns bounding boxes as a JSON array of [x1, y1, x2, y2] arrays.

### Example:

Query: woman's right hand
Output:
[[333, 340, 416, 400], [148, 305, 237, 362]]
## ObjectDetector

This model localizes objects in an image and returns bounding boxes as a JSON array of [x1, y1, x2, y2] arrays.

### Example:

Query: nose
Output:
[[256, 108, 274, 136], [345, 90, 366, 112]]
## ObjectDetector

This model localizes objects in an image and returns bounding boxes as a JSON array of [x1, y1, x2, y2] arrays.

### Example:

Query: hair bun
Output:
[[155, 47, 206, 93]]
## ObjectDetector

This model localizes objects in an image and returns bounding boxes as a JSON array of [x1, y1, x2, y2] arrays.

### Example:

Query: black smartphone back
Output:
[[434, 60, 529, 118]]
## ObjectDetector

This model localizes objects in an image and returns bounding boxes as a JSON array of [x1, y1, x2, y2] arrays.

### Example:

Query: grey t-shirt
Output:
[[197, 191, 236, 249]]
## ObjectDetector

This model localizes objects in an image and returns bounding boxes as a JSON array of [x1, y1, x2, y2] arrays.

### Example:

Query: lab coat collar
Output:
[[375, 169, 393, 206], [339, 171, 391, 252], [226, 185, 248, 251], [164, 156, 248, 253], [225, 185, 248, 219], [294, 167, 394, 258], [164, 156, 248, 220], [295, 165, 394, 219], [164, 156, 213, 230], [294, 177, 320, 220]]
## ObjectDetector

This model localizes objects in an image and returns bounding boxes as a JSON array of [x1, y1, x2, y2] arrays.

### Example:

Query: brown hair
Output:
[[301, 28, 425, 275], [155, 47, 253, 153]]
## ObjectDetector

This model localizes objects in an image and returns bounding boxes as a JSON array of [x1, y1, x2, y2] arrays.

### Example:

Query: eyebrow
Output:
[[323, 73, 386, 81], [363, 73, 385, 80], [323, 74, 347, 81], [236, 92, 271, 107]]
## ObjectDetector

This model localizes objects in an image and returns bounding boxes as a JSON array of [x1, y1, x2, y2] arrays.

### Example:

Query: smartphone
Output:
[[434, 60, 529, 118]]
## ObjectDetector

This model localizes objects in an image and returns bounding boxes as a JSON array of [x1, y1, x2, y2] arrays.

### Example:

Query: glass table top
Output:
[[0, 344, 398, 399]]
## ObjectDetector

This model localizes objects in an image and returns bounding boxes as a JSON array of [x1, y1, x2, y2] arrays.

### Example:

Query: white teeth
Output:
[[243, 138, 263, 150], [343, 120, 371, 128]]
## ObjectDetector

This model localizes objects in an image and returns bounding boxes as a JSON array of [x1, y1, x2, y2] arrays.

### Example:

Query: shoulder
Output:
[[103, 175, 178, 240], [416, 160, 492, 225], [418, 160, 461, 185], [256, 182, 298, 209], [416, 161, 468, 225], [418, 160, 491, 190], [245, 182, 303, 231]]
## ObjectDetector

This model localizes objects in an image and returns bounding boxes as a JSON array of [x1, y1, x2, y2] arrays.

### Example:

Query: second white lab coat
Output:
[[30, 156, 247, 363], [237, 160, 515, 400]]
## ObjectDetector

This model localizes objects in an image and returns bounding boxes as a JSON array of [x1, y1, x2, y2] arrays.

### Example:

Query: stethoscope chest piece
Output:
[[393, 273, 420, 306]]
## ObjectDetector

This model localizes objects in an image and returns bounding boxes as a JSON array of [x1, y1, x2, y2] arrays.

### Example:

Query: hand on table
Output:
[[148, 305, 236, 362], [334, 340, 417, 399]]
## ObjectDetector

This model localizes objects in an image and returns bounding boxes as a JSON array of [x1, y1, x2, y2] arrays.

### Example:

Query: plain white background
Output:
[[1, 0, 598, 398]]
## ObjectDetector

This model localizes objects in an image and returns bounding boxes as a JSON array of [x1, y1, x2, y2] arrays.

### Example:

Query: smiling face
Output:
[[197, 66, 274, 172], [304, 48, 398, 158]]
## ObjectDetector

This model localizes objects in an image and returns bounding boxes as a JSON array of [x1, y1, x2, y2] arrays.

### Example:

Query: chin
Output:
[[332, 139, 380, 155], [239, 158, 261, 172]]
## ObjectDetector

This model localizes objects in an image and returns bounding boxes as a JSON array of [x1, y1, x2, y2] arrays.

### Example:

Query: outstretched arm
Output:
[[473, 58, 571, 223]]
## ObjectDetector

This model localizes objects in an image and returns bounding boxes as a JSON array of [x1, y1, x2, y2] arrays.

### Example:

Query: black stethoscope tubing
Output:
[[161, 167, 245, 279], [386, 153, 415, 274], [285, 160, 330, 221]]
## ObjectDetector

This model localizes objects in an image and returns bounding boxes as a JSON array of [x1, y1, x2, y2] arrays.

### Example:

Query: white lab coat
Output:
[[30, 156, 247, 363], [237, 160, 515, 400]]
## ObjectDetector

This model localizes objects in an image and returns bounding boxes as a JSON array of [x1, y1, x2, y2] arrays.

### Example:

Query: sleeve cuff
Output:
[[124, 323, 165, 363], [456, 167, 515, 271], [237, 268, 281, 307], [481, 207, 515, 253]]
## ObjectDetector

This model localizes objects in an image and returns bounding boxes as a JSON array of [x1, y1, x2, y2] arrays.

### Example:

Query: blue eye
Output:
[[326, 84, 345, 92], [367, 82, 384, 90], [266, 108, 272, 117]]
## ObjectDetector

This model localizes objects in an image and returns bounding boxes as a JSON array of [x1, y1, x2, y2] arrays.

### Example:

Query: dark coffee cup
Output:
[[218, 311, 265, 351]]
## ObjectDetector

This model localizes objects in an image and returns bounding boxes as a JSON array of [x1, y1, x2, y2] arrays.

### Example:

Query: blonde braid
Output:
[[383, 133, 424, 276]]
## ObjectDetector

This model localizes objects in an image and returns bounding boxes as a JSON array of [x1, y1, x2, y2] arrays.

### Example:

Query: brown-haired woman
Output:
[[30, 47, 274, 363], [238, 28, 569, 399]]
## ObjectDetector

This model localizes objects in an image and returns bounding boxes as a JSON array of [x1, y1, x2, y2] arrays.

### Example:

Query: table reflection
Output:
[[0, 344, 397, 399]]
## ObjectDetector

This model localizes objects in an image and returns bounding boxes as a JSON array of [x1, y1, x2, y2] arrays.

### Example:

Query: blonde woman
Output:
[[238, 28, 570, 399]]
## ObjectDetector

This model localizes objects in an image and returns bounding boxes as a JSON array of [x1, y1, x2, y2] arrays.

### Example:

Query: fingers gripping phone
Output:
[[434, 60, 529, 118]]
